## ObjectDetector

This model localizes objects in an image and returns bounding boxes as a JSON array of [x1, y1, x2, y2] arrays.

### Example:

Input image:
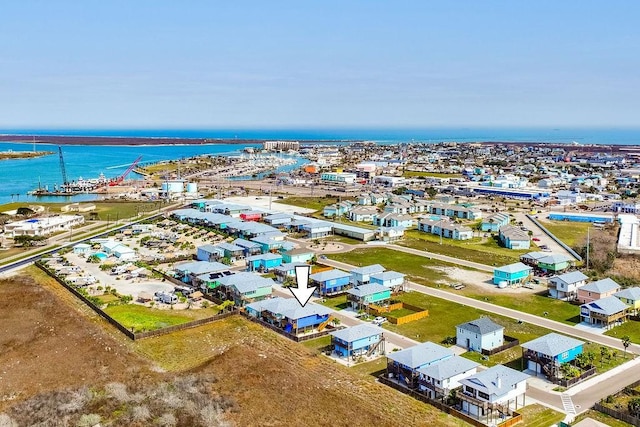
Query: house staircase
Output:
[[318, 316, 335, 332], [366, 337, 385, 357]]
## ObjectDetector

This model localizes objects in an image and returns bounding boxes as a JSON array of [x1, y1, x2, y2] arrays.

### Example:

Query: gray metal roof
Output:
[[580, 278, 621, 294], [346, 283, 390, 298], [582, 296, 629, 316], [521, 333, 585, 357], [459, 365, 529, 397], [418, 355, 479, 381], [175, 261, 229, 275], [245, 296, 333, 320], [217, 272, 274, 294], [350, 264, 385, 276], [386, 342, 454, 369], [457, 317, 504, 335], [370, 271, 405, 282], [494, 262, 531, 274], [232, 238, 262, 249], [614, 287, 640, 301], [551, 271, 588, 285], [330, 324, 385, 343]]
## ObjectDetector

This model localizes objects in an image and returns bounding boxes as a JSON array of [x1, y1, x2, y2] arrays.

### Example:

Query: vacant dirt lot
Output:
[[0, 268, 153, 412], [0, 268, 464, 426]]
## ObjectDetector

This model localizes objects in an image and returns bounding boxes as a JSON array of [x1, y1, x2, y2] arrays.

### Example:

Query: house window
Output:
[[478, 391, 490, 400], [562, 351, 569, 359]]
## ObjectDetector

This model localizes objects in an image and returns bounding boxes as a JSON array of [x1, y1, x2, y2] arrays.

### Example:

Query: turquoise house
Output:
[[346, 284, 391, 310], [246, 253, 283, 272], [521, 333, 584, 379], [330, 324, 385, 358], [480, 213, 510, 232], [493, 262, 532, 285], [282, 248, 315, 264]]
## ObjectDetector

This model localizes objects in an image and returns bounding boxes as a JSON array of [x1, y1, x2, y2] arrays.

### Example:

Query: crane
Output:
[[58, 146, 68, 186], [109, 155, 143, 186]]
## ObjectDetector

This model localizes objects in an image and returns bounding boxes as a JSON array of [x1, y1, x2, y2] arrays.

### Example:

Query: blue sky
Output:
[[0, 1, 638, 128]]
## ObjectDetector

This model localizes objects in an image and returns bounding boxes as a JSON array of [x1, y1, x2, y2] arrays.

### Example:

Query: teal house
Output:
[[346, 283, 391, 310], [493, 262, 532, 286], [282, 248, 315, 264], [480, 213, 510, 232], [246, 253, 283, 272], [521, 333, 584, 379]]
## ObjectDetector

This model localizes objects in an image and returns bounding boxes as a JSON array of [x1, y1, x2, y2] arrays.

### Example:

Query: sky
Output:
[[0, 1, 639, 129]]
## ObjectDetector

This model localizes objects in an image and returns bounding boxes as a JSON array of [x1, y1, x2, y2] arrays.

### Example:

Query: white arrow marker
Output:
[[290, 265, 316, 307]]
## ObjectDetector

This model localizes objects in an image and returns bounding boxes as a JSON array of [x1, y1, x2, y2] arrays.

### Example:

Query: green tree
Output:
[[622, 336, 631, 359], [600, 346, 610, 367], [629, 397, 640, 416]]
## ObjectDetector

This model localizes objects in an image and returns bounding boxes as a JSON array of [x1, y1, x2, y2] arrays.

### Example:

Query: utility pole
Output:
[[586, 226, 590, 270]]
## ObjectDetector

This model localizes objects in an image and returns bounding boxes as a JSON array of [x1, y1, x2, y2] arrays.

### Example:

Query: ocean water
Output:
[[2, 127, 640, 145], [0, 142, 269, 206], [2, 127, 640, 206]]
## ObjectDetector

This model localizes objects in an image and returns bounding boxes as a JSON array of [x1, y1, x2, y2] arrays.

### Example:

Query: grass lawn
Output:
[[574, 410, 634, 427], [398, 230, 526, 266], [605, 320, 640, 345], [538, 219, 590, 248], [327, 247, 452, 286], [517, 404, 565, 427], [350, 357, 387, 379], [383, 291, 550, 346], [327, 246, 580, 325], [320, 295, 349, 310], [463, 291, 582, 325], [95, 294, 120, 304], [278, 196, 342, 212], [300, 335, 331, 353], [387, 308, 417, 318], [323, 235, 365, 245], [104, 304, 219, 333]]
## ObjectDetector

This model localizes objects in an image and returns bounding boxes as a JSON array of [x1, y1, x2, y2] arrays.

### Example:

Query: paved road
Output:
[[513, 211, 579, 261], [272, 286, 418, 350], [387, 244, 495, 273], [317, 256, 640, 415], [285, 236, 495, 273]]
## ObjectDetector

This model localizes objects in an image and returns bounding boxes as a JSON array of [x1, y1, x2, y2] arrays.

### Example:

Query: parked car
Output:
[[372, 316, 387, 325], [532, 237, 540, 241]]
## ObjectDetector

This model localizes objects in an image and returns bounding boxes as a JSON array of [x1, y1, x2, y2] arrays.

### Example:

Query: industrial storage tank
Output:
[[186, 182, 198, 194], [162, 180, 185, 193]]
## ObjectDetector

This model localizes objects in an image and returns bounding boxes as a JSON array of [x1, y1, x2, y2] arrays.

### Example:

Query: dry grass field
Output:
[[0, 267, 465, 426]]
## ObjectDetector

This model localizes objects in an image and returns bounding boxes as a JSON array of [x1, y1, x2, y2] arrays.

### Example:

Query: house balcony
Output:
[[458, 390, 492, 411]]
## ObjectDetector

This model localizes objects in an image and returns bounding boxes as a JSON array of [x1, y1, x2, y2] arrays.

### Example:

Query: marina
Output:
[[0, 141, 304, 205]]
